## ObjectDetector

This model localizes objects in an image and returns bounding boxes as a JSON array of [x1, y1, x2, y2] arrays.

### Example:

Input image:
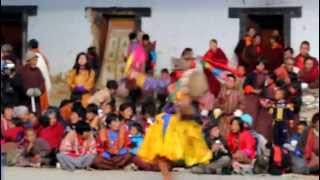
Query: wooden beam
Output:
[[1, 5, 38, 16]]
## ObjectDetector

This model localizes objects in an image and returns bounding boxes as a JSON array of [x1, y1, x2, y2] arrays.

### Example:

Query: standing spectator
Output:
[[28, 39, 51, 111], [266, 36, 284, 71], [1, 44, 21, 69], [269, 88, 294, 146], [142, 34, 157, 74], [203, 39, 229, 96], [216, 74, 244, 138], [67, 52, 96, 107], [243, 60, 268, 121], [1, 59, 24, 106], [56, 121, 97, 171], [87, 46, 100, 78], [235, 27, 257, 68], [242, 34, 264, 73], [18, 51, 45, 114]]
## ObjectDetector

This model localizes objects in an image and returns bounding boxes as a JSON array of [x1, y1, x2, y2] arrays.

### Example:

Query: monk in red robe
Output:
[[295, 41, 319, 72], [235, 27, 257, 68], [298, 57, 319, 89], [203, 39, 229, 96], [266, 36, 284, 71], [242, 34, 264, 73]]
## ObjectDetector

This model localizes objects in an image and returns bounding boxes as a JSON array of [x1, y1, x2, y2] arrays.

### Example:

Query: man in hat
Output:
[[1, 44, 21, 69], [18, 51, 45, 114]]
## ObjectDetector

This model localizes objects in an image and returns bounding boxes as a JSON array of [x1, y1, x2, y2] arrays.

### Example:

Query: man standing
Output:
[[18, 51, 45, 114]]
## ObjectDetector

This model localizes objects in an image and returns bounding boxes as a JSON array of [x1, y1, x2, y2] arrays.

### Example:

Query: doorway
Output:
[[246, 14, 284, 50], [1, 6, 37, 62], [229, 7, 302, 47], [0, 13, 23, 60], [87, 7, 151, 89], [96, 17, 136, 89]]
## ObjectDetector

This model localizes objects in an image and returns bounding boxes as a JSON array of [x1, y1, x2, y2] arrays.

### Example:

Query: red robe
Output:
[[227, 129, 256, 159], [39, 122, 65, 149], [203, 48, 229, 96], [295, 54, 319, 72], [266, 43, 284, 71]]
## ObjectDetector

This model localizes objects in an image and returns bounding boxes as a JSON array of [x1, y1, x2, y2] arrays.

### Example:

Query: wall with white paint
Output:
[[1, 0, 319, 75]]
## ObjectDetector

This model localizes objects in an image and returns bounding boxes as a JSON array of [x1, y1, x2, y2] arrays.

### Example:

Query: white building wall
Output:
[[1, 0, 319, 75]]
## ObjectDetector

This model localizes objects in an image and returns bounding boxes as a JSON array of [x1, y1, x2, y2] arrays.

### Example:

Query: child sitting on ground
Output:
[[17, 128, 52, 167], [92, 114, 132, 170], [129, 122, 144, 155]]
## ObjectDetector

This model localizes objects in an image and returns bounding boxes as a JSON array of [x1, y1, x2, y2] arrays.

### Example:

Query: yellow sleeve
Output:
[[84, 70, 96, 91], [67, 70, 76, 89], [136, 73, 147, 88]]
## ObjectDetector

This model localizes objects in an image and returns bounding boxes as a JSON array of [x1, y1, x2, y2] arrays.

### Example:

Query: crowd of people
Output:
[[1, 27, 319, 180]]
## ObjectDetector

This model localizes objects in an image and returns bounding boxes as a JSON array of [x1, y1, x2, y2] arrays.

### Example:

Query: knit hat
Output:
[[240, 114, 253, 127], [14, 106, 29, 118], [25, 51, 38, 61], [1, 44, 13, 53]]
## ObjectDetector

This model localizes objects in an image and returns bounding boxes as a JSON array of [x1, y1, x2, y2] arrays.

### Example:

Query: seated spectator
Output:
[[139, 101, 157, 130], [298, 57, 319, 89], [56, 121, 97, 171], [1, 105, 15, 136], [28, 112, 41, 135], [304, 114, 319, 174], [16, 129, 52, 167], [39, 108, 65, 150], [66, 103, 86, 132], [92, 114, 131, 170], [284, 121, 309, 174], [2, 117, 24, 143], [192, 122, 231, 174], [228, 115, 256, 173], [129, 122, 144, 155], [119, 102, 136, 129], [275, 58, 299, 84], [13, 106, 31, 128], [99, 99, 116, 127], [59, 93, 82, 122], [85, 103, 100, 135], [88, 80, 119, 106]]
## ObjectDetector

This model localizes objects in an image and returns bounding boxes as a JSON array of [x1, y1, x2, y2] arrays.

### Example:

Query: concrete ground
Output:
[[3, 167, 318, 180]]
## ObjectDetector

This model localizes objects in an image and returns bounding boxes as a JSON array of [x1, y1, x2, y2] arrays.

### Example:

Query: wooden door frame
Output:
[[86, 7, 152, 31], [229, 7, 302, 47], [1, 6, 38, 61]]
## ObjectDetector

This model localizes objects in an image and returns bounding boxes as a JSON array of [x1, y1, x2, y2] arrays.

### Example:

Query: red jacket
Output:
[[227, 129, 256, 159], [39, 122, 65, 149], [304, 128, 319, 161]]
